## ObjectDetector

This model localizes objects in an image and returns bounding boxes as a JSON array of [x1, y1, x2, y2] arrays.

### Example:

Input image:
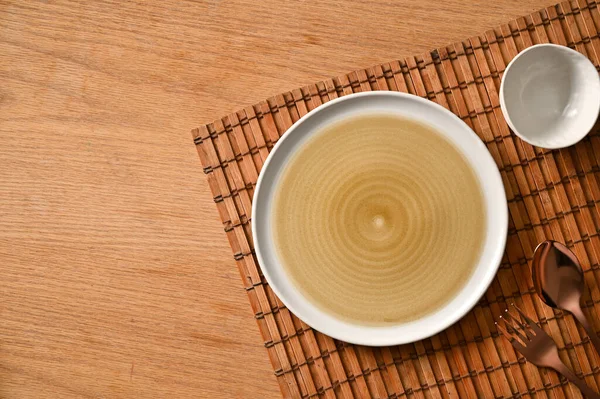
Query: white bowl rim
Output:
[[499, 43, 600, 149], [251, 91, 508, 346]]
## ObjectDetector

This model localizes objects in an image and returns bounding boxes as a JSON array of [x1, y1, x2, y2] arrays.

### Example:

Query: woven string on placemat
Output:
[[193, 1, 600, 397]]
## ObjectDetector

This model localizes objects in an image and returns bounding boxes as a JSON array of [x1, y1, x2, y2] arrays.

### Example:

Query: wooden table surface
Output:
[[0, 0, 556, 397]]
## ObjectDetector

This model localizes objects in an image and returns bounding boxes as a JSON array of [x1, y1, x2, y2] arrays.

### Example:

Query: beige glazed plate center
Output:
[[274, 115, 486, 325]]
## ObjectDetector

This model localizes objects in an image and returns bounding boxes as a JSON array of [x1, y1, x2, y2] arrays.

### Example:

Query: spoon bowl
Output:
[[531, 240, 600, 354], [531, 240, 584, 312]]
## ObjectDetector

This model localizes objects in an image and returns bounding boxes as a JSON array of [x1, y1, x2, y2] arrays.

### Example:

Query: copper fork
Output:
[[496, 304, 600, 399]]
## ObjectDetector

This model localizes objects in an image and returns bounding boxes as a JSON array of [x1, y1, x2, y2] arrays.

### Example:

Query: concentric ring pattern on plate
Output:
[[273, 115, 486, 326], [252, 92, 507, 346]]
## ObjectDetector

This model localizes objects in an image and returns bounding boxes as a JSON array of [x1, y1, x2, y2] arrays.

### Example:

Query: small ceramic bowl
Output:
[[500, 44, 600, 149]]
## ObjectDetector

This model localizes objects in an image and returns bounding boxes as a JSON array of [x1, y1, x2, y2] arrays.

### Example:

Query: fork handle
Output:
[[554, 362, 600, 399]]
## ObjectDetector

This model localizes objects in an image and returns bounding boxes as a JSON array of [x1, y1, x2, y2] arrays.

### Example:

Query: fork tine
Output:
[[511, 303, 544, 335], [496, 316, 528, 362], [508, 336, 528, 354], [504, 310, 536, 339], [502, 311, 532, 342], [496, 316, 528, 346], [495, 319, 513, 339], [496, 319, 529, 354]]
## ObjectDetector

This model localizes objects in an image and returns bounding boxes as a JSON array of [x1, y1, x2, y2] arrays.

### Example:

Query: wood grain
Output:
[[0, 0, 557, 397]]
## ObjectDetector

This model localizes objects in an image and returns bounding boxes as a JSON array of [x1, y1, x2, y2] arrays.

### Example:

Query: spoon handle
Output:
[[572, 305, 600, 356], [554, 362, 600, 399]]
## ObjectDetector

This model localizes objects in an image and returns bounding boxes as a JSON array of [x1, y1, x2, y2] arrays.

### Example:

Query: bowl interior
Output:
[[252, 92, 508, 346], [501, 45, 600, 148]]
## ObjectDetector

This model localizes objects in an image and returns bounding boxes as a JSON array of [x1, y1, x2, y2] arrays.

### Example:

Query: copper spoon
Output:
[[532, 240, 600, 354]]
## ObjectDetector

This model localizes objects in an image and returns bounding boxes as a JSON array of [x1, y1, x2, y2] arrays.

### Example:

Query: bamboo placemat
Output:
[[192, 1, 600, 397]]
